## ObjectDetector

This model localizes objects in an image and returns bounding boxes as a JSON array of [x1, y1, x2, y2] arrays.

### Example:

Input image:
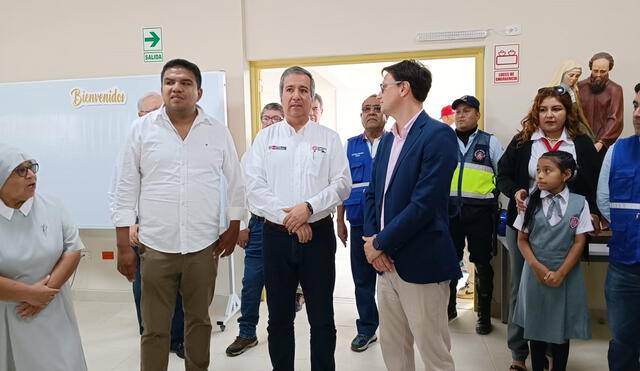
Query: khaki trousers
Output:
[[139, 244, 218, 371], [378, 271, 455, 371]]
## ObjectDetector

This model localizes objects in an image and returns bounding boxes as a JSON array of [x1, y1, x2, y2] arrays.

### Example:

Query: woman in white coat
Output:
[[0, 144, 87, 371]]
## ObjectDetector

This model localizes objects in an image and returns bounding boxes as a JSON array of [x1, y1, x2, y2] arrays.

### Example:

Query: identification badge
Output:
[[269, 145, 287, 150]]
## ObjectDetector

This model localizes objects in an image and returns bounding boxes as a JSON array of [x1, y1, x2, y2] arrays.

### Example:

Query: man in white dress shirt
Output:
[[244, 66, 351, 371], [112, 59, 245, 371]]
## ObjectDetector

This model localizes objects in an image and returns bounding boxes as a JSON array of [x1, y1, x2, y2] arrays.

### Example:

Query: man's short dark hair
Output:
[[382, 60, 432, 102], [261, 102, 284, 116], [279, 66, 315, 98], [589, 52, 615, 71], [635, 83, 640, 94], [161, 59, 202, 89]]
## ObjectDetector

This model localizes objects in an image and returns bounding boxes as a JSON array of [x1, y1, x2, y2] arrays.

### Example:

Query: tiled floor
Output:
[[74, 295, 610, 371], [75, 240, 610, 370]]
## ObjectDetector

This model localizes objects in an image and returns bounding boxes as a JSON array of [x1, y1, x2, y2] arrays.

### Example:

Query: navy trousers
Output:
[[349, 225, 379, 337], [262, 219, 336, 371]]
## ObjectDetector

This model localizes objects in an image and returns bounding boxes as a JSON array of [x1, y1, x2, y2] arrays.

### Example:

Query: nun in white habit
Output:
[[0, 144, 87, 371]]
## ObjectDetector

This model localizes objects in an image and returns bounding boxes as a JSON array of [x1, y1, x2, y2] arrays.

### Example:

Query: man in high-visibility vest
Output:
[[447, 95, 503, 335], [597, 82, 640, 371], [337, 94, 387, 352]]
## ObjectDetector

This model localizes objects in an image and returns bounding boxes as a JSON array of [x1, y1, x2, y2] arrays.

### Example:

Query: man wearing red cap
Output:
[[440, 105, 456, 129]]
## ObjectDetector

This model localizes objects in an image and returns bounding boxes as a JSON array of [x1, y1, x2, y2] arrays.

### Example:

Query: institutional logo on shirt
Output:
[[473, 149, 486, 162], [269, 145, 287, 150], [312, 145, 327, 153], [569, 216, 579, 229]]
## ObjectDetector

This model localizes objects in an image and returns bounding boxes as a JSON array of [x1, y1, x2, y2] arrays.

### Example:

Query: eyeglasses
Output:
[[13, 162, 39, 177], [362, 105, 382, 113], [261, 115, 283, 123], [537, 85, 568, 95], [379, 81, 403, 93]]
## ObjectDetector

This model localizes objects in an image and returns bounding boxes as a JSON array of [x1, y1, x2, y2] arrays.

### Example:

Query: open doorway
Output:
[[249, 48, 484, 300]]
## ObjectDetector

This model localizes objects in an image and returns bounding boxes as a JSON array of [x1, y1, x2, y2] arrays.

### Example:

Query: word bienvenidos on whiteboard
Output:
[[70, 87, 127, 108]]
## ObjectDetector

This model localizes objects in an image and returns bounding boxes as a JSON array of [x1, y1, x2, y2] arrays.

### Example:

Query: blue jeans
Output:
[[237, 215, 265, 339], [349, 225, 378, 337], [133, 246, 184, 348], [605, 261, 640, 371]]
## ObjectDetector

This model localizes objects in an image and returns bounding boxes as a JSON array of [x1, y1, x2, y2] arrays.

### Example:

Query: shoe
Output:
[[170, 343, 185, 359], [225, 336, 258, 357], [475, 263, 493, 335], [475, 317, 492, 334], [448, 307, 458, 321], [457, 282, 474, 299], [295, 293, 305, 312], [350, 334, 377, 352]]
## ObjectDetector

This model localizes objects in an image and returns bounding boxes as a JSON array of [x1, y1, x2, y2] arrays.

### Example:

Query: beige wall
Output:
[[3, 0, 638, 304], [2, 0, 250, 297], [244, 0, 640, 146]]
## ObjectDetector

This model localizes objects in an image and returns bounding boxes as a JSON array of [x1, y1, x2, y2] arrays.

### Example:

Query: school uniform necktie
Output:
[[546, 194, 563, 220]]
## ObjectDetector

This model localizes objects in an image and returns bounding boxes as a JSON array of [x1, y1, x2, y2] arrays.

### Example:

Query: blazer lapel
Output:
[[387, 111, 428, 187]]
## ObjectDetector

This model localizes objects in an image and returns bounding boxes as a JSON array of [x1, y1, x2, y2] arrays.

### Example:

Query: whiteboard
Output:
[[0, 72, 227, 228]]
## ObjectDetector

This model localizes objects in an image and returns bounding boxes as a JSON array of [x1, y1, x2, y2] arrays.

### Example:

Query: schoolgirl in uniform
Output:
[[512, 150, 592, 371]]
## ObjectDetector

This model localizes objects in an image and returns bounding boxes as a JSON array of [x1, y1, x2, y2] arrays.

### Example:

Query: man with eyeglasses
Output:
[[260, 102, 284, 127], [225, 102, 283, 357], [362, 59, 459, 370], [336, 94, 387, 352]]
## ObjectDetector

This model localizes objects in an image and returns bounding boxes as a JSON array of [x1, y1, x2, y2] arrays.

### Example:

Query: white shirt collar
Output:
[[539, 186, 569, 202], [283, 119, 313, 136], [0, 196, 34, 220], [531, 128, 571, 143], [154, 105, 213, 127]]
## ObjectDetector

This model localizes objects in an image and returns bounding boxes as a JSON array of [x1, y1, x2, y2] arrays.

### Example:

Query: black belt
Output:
[[264, 215, 332, 233], [250, 213, 264, 222]]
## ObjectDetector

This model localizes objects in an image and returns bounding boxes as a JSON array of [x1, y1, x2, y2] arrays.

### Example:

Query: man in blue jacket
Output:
[[337, 94, 387, 352], [597, 82, 640, 371], [363, 59, 460, 371]]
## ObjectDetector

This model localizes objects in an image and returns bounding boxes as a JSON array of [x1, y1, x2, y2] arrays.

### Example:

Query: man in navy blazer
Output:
[[363, 60, 460, 371]]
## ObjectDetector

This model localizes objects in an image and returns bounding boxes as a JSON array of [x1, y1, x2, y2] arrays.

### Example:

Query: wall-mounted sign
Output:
[[70, 87, 127, 108], [494, 44, 520, 84], [143, 27, 163, 63]]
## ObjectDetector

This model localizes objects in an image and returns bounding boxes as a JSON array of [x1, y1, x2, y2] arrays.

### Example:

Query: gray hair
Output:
[[279, 66, 315, 98], [137, 92, 161, 112], [313, 93, 323, 109], [261, 102, 284, 116]]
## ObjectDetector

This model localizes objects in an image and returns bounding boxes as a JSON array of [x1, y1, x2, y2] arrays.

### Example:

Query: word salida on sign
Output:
[[495, 71, 518, 82]]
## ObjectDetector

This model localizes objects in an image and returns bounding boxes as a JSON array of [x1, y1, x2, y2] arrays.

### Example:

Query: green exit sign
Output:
[[143, 27, 163, 63]]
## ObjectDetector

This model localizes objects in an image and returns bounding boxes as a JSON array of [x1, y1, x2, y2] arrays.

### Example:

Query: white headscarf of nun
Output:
[[0, 144, 35, 188]]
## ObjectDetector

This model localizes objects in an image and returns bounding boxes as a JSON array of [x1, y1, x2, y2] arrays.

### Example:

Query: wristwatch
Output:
[[373, 237, 381, 251], [305, 201, 314, 215]]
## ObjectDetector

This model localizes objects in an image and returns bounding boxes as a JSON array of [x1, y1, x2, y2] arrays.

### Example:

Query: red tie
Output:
[[540, 138, 563, 152]]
